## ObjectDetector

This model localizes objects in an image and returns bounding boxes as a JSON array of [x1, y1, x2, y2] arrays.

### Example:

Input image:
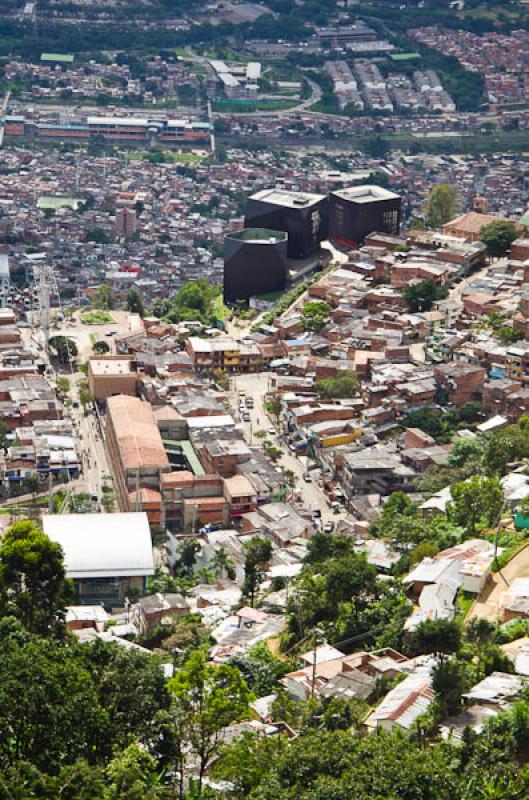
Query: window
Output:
[[382, 209, 399, 234]]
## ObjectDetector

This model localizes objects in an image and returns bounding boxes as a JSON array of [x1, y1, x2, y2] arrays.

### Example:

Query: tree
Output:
[[85, 228, 111, 245], [284, 469, 298, 488], [447, 436, 484, 469], [0, 616, 171, 776], [264, 442, 283, 462], [228, 642, 291, 695], [423, 183, 458, 228], [212, 730, 285, 798], [448, 475, 503, 536], [0, 420, 8, 451], [178, 539, 200, 577], [0, 619, 103, 772], [254, 429, 267, 448], [214, 368, 229, 391], [92, 340, 110, 355], [79, 386, 92, 412], [363, 134, 389, 159], [411, 618, 461, 661], [316, 369, 359, 399], [154, 280, 220, 325], [431, 658, 470, 717], [0, 520, 75, 636], [480, 220, 518, 258], [214, 728, 459, 800], [56, 376, 70, 396], [70, 492, 92, 513], [91, 284, 115, 310], [242, 536, 272, 607], [168, 651, 251, 797], [100, 484, 116, 513], [286, 542, 401, 647], [484, 417, 529, 476], [211, 547, 235, 580], [21, 474, 41, 496], [265, 393, 283, 426], [126, 287, 145, 318], [301, 300, 331, 332], [404, 279, 447, 312], [105, 744, 165, 800], [49, 336, 78, 363]]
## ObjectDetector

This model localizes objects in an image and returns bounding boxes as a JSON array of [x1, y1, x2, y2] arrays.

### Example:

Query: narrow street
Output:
[[230, 372, 343, 525], [70, 375, 110, 502]]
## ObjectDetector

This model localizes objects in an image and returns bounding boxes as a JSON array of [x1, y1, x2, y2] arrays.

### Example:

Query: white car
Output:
[[267, 426, 276, 435]]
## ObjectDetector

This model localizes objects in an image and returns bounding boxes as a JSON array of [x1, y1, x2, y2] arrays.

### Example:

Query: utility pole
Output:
[[310, 627, 324, 700]]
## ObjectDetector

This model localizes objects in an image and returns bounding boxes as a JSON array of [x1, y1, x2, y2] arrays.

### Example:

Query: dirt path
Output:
[[469, 543, 529, 622]]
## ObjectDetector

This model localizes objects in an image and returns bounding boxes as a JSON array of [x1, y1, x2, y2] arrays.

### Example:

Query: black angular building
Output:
[[329, 185, 402, 248], [245, 189, 329, 259], [223, 228, 288, 304]]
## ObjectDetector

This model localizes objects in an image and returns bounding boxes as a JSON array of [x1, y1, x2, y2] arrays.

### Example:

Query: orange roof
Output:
[[162, 470, 195, 486], [128, 487, 162, 504], [183, 496, 226, 509], [444, 212, 517, 235], [107, 395, 170, 472]]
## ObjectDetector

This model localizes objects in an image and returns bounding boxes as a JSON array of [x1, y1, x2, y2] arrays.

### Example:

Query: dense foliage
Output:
[[153, 280, 221, 325], [423, 183, 459, 228], [285, 533, 411, 650], [404, 279, 448, 312], [480, 220, 519, 257], [316, 370, 360, 399]]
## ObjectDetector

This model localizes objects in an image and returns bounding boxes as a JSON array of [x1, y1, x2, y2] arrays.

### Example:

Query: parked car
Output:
[[324, 521, 335, 533], [303, 473, 312, 483], [199, 523, 224, 535], [312, 508, 322, 519], [267, 426, 276, 435]]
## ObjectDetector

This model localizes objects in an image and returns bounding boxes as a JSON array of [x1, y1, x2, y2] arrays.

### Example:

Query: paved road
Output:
[[23, 310, 137, 506], [230, 372, 344, 526], [57, 311, 142, 504]]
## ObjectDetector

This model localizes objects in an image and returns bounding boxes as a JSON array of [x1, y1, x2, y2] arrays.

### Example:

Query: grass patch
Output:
[[256, 290, 284, 303], [251, 262, 335, 331], [212, 295, 231, 321], [200, 47, 252, 63], [486, 527, 529, 571], [456, 590, 474, 621], [81, 310, 115, 325], [212, 99, 297, 113], [128, 150, 208, 164]]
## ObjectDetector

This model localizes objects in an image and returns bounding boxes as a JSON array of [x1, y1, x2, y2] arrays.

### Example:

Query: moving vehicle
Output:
[[303, 473, 312, 483], [324, 521, 335, 533]]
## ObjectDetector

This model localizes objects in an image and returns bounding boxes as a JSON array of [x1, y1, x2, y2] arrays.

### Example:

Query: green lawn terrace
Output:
[[37, 196, 82, 211], [40, 53, 74, 64]]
